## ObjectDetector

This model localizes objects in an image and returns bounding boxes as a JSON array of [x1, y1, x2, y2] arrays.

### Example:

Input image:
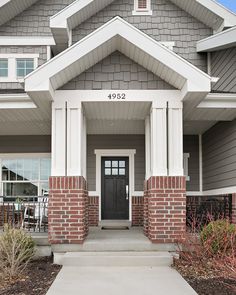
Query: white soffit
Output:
[[0, 0, 38, 26], [197, 26, 236, 52], [25, 17, 211, 104], [170, 0, 236, 31]]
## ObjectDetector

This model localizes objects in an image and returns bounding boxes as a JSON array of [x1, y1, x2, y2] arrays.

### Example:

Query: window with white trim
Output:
[[0, 155, 51, 197], [183, 153, 190, 181], [0, 54, 39, 82], [0, 59, 8, 77], [133, 0, 152, 15], [16, 59, 34, 77]]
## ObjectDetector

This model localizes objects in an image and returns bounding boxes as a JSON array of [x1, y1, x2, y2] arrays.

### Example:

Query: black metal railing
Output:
[[186, 195, 232, 232], [0, 196, 48, 232]]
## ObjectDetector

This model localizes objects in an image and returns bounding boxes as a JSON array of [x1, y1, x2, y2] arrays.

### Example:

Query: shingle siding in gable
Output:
[[0, 46, 47, 91], [0, 0, 74, 36], [60, 51, 175, 90], [203, 120, 236, 191], [211, 48, 236, 93], [72, 0, 212, 72]]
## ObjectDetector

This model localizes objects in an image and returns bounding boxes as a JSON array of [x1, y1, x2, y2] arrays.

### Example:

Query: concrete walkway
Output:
[[46, 266, 197, 295]]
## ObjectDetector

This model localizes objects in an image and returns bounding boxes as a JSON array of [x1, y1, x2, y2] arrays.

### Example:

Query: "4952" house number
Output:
[[108, 93, 126, 100]]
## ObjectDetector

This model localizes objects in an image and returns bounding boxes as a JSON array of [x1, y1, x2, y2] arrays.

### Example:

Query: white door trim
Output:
[[94, 149, 136, 222]]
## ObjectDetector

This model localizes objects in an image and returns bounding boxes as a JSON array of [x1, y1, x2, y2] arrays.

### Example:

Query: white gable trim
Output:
[[25, 17, 211, 104], [0, 0, 38, 26], [197, 26, 236, 52], [170, 0, 236, 32]]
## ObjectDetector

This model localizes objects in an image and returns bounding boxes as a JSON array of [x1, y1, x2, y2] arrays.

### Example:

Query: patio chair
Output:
[[23, 197, 48, 231]]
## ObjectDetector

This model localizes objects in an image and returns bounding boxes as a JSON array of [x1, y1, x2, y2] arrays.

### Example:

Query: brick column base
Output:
[[144, 176, 186, 244], [48, 176, 88, 245], [232, 194, 236, 224]]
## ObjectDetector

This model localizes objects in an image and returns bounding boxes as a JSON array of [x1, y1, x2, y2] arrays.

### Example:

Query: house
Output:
[[0, 0, 236, 250]]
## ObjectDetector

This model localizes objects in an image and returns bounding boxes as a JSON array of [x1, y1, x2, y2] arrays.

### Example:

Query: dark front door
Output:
[[101, 157, 129, 220]]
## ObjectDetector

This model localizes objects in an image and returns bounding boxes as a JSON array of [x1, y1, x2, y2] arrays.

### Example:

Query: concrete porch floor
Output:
[[52, 227, 177, 256]]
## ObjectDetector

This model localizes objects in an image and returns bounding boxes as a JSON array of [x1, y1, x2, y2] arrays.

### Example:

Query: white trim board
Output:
[[0, 93, 37, 109], [187, 187, 236, 196], [197, 26, 236, 52], [0, 36, 56, 46], [94, 149, 136, 222]]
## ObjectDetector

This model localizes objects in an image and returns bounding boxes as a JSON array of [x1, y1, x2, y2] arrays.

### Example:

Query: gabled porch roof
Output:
[[25, 16, 211, 106]]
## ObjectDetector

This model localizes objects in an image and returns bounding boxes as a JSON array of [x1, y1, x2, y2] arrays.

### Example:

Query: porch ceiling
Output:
[[83, 102, 151, 120]]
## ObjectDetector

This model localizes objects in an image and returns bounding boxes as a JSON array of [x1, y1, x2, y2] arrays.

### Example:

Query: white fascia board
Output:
[[0, 36, 56, 46], [25, 17, 211, 97], [0, 0, 38, 26], [196, 0, 236, 28], [197, 26, 236, 52], [198, 93, 236, 108]]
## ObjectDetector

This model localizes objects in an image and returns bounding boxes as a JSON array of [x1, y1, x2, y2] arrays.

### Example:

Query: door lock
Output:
[[126, 185, 129, 200]]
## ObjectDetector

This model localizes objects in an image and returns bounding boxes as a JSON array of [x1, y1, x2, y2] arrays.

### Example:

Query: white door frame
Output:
[[94, 149, 136, 222]]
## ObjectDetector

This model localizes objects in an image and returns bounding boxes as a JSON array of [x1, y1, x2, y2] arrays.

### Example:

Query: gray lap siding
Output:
[[0, 135, 51, 153], [184, 135, 200, 192], [211, 48, 236, 93], [203, 120, 236, 191]]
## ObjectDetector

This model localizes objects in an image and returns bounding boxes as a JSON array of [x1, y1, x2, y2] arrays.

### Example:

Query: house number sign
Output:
[[108, 93, 126, 100]]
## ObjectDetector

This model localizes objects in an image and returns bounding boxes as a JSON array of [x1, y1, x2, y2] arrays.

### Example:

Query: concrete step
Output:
[[99, 220, 131, 229], [59, 251, 173, 267]]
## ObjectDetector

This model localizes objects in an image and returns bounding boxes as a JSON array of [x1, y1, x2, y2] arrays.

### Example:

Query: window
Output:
[[16, 59, 34, 77], [104, 160, 126, 176], [0, 59, 8, 77], [0, 54, 38, 82], [133, 0, 152, 15], [1, 155, 51, 197], [138, 0, 148, 9]]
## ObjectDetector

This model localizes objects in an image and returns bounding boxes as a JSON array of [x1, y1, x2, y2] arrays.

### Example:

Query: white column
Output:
[[150, 102, 168, 176], [145, 115, 151, 179], [168, 101, 184, 176], [51, 99, 66, 176], [67, 100, 83, 176], [81, 113, 87, 179]]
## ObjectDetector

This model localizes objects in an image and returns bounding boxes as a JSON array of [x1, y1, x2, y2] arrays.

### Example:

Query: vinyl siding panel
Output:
[[61, 51, 175, 90], [203, 120, 236, 190], [0, 136, 51, 153], [87, 135, 145, 192], [211, 48, 236, 93], [183, 135, 200, 192], [72, 0, 212, 72]]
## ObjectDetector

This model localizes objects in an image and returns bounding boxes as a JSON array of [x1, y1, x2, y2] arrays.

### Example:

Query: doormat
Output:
[[101, 226, 129, 230]]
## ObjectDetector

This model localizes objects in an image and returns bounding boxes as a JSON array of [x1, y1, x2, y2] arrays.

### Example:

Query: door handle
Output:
[[126, 185, 129, 200]]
